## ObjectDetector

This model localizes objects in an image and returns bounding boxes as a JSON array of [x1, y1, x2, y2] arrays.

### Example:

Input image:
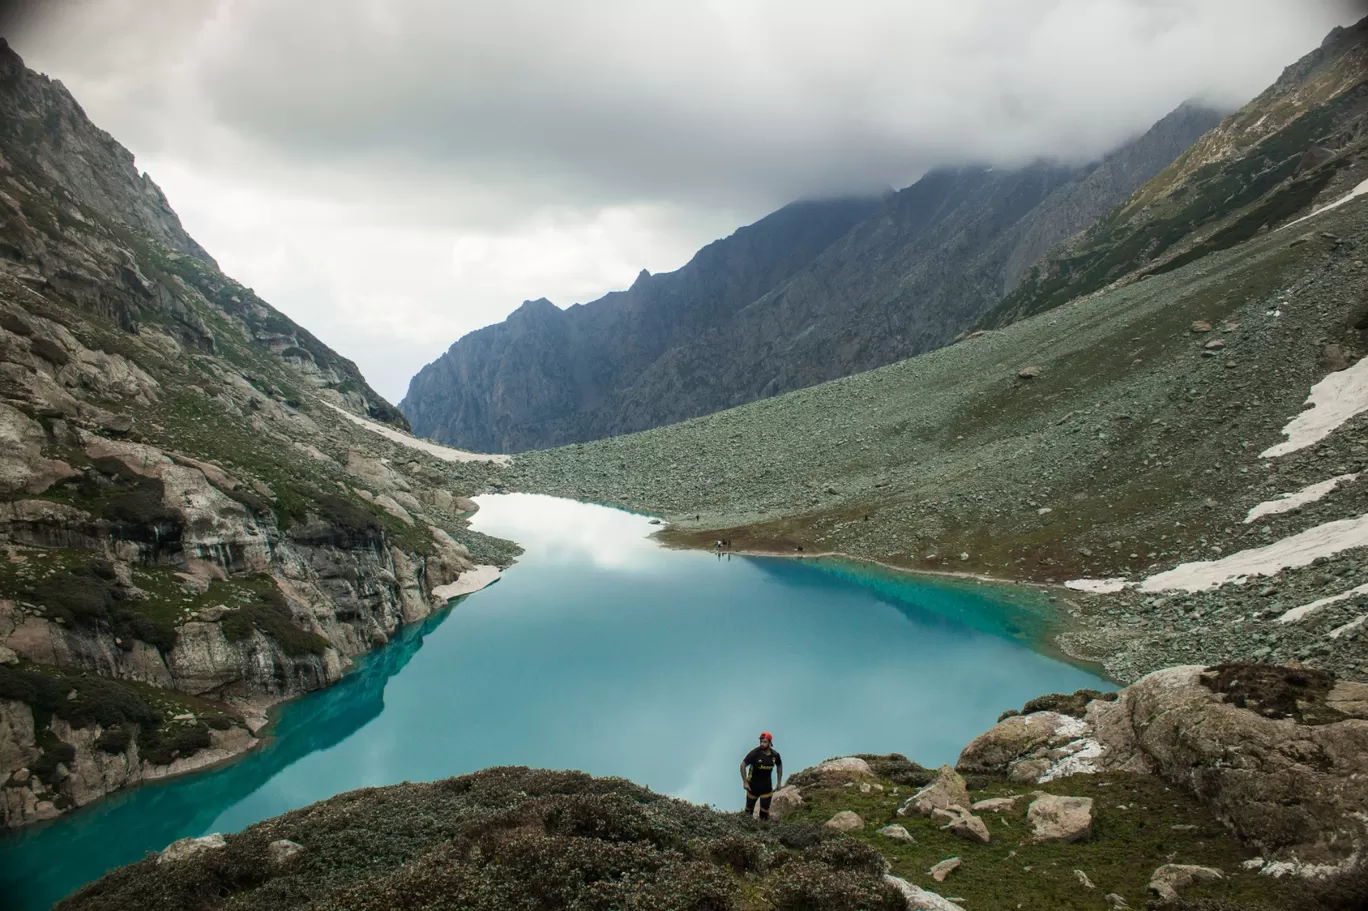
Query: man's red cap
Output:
[[760, 732, 772, 740]]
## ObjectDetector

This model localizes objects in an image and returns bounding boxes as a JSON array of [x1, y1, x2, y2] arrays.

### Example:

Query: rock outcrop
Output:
[[957, 664, 1368, 876], [0, 39, 517, 828]]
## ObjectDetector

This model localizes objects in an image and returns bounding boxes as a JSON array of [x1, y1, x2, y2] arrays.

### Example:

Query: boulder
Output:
[[158, 833, 227, 864], [877, 824, 916, 844], [943, 812, 990, 844], [970, 796, 1020, 813], [1320, 344, 1351, 372], [769, 785, 803, 819], [269, 839, 305, 865], [1027, 794, 1093, 842], [883, 875, 966, 911], [929, 857, 961, 882], [824, 810, 864, 832], [1190, 320, 1212, 333], [1147, 864, 1222, 902], [814, 756, 874, 776], [1018, 366, 1043, 379], [1088, 666, 1368, 874], [898, 765, 969, 818]]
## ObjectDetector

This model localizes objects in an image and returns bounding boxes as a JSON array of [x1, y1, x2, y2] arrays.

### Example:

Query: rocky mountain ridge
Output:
[[0, 38, 517, 827], [988, 15, 1368, 327], [403, 104, 1222, 453]]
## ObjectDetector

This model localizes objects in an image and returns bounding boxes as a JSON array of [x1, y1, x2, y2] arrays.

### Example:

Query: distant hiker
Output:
[[740, 732, 783, 819]]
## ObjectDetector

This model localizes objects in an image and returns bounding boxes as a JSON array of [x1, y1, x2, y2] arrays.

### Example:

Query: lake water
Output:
[[0, 493, 1109, 909]]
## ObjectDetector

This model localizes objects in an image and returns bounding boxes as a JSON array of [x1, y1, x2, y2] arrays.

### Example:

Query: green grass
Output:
[[783, 771, 1299, 910]]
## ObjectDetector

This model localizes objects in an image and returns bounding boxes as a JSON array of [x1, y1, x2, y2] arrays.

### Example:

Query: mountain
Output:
[[0, 38, 518, 828], [987, 16, 1368, 327], [512, 20, 1368, 692], [400, 196, 884, 452], [402, 104, 1222, 453]]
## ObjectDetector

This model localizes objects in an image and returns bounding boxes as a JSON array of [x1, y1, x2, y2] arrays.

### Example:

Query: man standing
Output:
[[740, 731, 783, 819]]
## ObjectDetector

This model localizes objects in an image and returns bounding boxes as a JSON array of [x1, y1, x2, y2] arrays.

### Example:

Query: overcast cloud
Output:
[[4, 0, 1360, 402]]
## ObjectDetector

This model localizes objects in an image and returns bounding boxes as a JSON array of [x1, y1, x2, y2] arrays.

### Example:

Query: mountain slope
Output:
[[0, 38, 517, 828], [988, 17, 1368, 327], [403, 104, 1221, 453], [400, 196, 884, 452]]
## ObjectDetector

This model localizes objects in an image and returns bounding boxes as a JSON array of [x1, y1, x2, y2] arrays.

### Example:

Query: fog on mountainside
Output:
[[402, 103, 1224, 453]]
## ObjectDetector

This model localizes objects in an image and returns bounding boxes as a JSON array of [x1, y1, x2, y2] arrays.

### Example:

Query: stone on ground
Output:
[[884, 874, 967, 911], [825, 809, 865, 831], [944, 811, 991, 844], [929, 857, 961, 882], [1027, 793, 1093, 842], [158, 833, 227, 864], [269, 839, 305, 865], [899, 764, 970, 818], [1148, 864, 1223, 902], [877, 823, 916, 843], [769, 785, 803, 819]]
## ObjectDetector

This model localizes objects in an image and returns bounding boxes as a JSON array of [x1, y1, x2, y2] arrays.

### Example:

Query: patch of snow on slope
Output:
[[1261, 357, 1368, 458], [323, 402, 512, 465], [1137, 514, 1368, 592], [1277, 582, 1368, 623], [1279, 177, 1368, 231], [1245, 474, 1359, 523], [1331, 615, 1367, 639], [431, 565, 501, 603], [1064, 577, 1132, 593]]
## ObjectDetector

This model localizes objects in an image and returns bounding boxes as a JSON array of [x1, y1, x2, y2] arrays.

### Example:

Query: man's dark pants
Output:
[[745, 791, 773, 819]]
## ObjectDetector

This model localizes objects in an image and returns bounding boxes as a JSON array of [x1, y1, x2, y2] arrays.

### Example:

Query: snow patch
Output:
[[1137, 514, 1368, 592], [1279, 177, 1368, 231], [1261, 357, 1368, 458], [323, 403, 512, 465], [1330, 614, 1367, 639], [1245, 474, 1359, 523], [1064, 577, 1131, 593], [1277, 582, 1368, 623], [431, 565, 501, 603]]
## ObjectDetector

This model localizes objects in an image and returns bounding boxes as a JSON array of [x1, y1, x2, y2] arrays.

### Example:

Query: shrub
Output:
[[853, 753, 933, 786], [221, 586, 328, 657], [1199, 662, 1341, 724], [138, 722, 212, 766], [95, 726, 133, 754], [769, 862, 904, 911], [1016, 687, 1118, 719], [0, 665, 160, 730], [805, 838, 889, 875]]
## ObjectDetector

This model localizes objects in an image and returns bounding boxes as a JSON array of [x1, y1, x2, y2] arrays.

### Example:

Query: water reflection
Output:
[[1, 493, 1110, 910]]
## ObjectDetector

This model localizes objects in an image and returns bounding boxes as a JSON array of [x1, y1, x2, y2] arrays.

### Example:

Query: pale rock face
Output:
[[898, 765, 970, 818], [0, 699, 38, 773], [1027, 794, 1094, 842], [1147, 864, 1223, 902], [970, 796, 1021, 813], [0, 402, 77, 495], [824, 810, 865, 831], [158, 833, 227, 864]]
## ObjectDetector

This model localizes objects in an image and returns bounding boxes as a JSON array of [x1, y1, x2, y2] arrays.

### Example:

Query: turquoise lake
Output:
[[0, 493, 1109, 909]]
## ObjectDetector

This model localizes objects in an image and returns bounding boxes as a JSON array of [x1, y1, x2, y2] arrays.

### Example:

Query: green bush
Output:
[[94, 726, 133, 754], [0, 665, 161, 730], [1200, 662, 1341, 724], [137, 722, 212, 766], [769, 862, 904, 911], [221, 586, 328, 657]]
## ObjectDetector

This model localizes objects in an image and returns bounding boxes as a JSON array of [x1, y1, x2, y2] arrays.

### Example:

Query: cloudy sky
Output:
[[4, 0, 1360, 402]]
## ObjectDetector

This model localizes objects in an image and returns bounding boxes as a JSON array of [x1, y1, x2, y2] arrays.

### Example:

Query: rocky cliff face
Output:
[[0, 40, 517, 827], [402, 105, 1220, 453]]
